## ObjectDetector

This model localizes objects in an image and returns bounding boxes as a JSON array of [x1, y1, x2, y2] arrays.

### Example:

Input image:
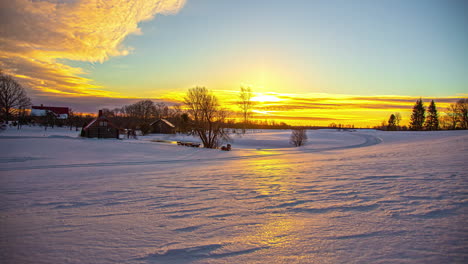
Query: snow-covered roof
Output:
[[83, 117, 118, 130], [150, 119, 175, 128]]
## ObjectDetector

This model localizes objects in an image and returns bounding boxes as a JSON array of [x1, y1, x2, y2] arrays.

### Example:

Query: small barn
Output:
[[150, 119, 176, 134], [81, 110, 119, 139]]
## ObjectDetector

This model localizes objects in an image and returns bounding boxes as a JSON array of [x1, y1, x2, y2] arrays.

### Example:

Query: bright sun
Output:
[[251, 94, 281, 102]]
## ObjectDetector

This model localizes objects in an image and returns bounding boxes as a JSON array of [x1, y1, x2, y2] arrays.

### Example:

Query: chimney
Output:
[[98, 110, 103, 117]]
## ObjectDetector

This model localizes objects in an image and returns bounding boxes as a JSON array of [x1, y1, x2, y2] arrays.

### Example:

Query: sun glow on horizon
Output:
[[251, 94, 282, 103], [141, 89, 465, 127]]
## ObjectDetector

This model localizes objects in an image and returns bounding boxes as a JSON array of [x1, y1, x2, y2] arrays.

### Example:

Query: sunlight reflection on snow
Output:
[[245, 157, 297, 198], [232, 157, 305, 251]]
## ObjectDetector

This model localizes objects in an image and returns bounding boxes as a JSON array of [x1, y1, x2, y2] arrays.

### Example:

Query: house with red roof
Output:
[[31, 105, 69, 119]]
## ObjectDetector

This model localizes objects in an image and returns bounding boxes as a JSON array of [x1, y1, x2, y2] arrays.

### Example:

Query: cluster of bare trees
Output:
[[441, 99, 468, 130], [96, 100, 189, 135], [100, 101, 171, 122], [328, 123, 357, 130], [119, 100, 170, 121]]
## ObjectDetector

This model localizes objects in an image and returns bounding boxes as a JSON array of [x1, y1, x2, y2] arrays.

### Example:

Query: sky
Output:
[[1, 0, 467, 126]]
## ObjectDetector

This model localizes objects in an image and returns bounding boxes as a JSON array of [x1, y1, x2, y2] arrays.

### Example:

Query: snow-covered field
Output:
[[1, 126, 467, 263]]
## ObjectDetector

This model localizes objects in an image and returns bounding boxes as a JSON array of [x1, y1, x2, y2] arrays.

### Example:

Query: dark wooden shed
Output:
[[82, 110, 119, 139], [150, 119, 176, 134]]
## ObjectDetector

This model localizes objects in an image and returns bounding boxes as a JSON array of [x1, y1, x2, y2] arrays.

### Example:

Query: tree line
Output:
[[381, 98, 468, 131]]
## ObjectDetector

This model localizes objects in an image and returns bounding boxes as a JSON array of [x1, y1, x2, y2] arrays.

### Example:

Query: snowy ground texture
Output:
[[1, 126, 467, 264]]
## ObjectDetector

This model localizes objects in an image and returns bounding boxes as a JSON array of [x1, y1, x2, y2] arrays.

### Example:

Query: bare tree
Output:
[[290, 128, 307, 147], [394, 112, 402, 128], [439, 115, 451, 130], [113, 108, 121, 117], [101, 108, 115, 118], [155, 102, 169, 119], [0, 73, 31, 120], [238, 86, 253, 133], [446, 103, 459, 130], [456, 98, 468, 129], [171, 104, 183, 117], [184, 87, 229, 148]]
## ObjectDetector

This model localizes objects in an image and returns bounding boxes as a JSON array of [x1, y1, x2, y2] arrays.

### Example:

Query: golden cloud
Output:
[[0, 0, 185, 97]]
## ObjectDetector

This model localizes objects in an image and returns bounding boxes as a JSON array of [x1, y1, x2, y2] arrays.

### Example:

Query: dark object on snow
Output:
[[150, 119, 176, 134], [81, 110, 119, 139], [221, 144, 231, 151], [177, 141, 200, 147], [126, 129, 137, 139]]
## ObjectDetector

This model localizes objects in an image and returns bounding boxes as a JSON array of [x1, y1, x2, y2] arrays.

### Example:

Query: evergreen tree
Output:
[[387, 114, 397, 131], [425, 100, 439, 130], [410, 99, 425, 131]]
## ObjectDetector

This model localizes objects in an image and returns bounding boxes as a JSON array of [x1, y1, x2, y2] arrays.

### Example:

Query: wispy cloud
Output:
[[0, 0, 185, 97]]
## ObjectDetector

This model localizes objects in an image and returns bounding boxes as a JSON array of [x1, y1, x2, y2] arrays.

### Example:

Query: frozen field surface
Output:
[[1, 127, 467, 263]]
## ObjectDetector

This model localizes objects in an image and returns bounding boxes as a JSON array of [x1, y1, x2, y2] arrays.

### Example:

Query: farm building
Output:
[[81, 110, 119, 139], [150, 119, 176, 134], [31, 105, 69, 119]]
